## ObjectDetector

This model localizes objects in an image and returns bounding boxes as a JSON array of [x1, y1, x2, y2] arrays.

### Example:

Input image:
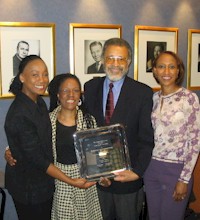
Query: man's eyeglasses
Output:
[[105, 56, 128, 65]]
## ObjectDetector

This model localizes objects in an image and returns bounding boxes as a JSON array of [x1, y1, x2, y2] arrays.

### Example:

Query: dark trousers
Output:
[[144, 159, 193, 220], [97, 188, 141, 220], [13, 197, 53, 220]]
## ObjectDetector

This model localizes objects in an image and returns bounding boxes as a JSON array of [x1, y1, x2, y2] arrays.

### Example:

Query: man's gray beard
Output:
[[106, 70, 128, 82]]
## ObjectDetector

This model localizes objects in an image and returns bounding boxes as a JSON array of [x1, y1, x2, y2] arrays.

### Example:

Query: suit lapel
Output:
[[94, 77, 105, 124]]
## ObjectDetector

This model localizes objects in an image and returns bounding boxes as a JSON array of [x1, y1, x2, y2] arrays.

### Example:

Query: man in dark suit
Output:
[[13, 41, 29, 76], [87, 41, 104, 74], [84, 38, 154, 220]]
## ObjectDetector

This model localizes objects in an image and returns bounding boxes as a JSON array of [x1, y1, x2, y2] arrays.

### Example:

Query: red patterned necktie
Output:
[[105, 83, 114, 124]]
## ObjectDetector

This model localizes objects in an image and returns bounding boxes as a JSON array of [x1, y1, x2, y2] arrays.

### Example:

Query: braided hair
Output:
[[48, 73, 95, 129]]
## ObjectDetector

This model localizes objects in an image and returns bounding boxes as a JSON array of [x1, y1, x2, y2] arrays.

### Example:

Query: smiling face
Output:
[[57, 78, 81, 112], [20, 59, 49, 101], [153, 53, 179, 90], [90, 44, 102, 62], [103, 45, 131, 82]]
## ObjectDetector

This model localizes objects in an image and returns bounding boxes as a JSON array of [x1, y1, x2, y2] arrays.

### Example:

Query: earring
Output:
[[78, 99, 82, 106], [57, 99, 60, 106]]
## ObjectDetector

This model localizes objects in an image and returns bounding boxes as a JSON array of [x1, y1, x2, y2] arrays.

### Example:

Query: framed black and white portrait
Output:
[[69, 23, 122, 89], [134, 25, 178, 91], [187, 29, 200, 90], [0, 22, 55, 98]]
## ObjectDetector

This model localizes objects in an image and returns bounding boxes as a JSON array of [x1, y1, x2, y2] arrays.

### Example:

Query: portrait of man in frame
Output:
[[85, 40, 105, 74]]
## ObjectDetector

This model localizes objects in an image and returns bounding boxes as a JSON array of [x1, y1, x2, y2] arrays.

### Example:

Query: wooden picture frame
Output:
[[187, 29, 200, 90], [0, 22, 56, 98], [69, 23, 122, 89], [134, 25, 178, 91]]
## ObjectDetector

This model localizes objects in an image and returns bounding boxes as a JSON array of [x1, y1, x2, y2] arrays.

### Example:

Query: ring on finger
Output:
[[98, 181, 103, 186]]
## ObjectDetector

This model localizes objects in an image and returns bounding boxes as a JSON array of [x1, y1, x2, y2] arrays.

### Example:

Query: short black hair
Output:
[[89, 41, 103, 51], [17, 41, 29, 50]]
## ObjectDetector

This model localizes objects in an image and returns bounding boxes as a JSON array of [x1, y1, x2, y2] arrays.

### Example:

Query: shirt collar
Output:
[[105, 76, 125, 88]]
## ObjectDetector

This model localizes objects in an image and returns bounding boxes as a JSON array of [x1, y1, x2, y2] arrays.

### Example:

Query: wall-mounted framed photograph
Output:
[[0, 22, 56, 98], [69, 23, 122, 89], [187, 29, 200, 90], [134, 25, 178, 91]]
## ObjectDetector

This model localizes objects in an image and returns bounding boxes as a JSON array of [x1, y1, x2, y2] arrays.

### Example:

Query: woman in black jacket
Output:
[[4, 55, 94, 220]]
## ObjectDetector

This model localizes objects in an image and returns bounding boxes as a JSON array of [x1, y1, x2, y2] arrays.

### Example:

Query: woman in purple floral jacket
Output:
[[143, 51, 200, 220]]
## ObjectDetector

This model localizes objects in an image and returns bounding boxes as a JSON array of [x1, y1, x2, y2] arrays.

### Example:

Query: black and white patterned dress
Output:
[[50, 106, 103, 220]]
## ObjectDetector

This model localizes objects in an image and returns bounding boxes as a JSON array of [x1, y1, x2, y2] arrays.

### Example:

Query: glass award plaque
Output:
[[73, 123, 131, 181]]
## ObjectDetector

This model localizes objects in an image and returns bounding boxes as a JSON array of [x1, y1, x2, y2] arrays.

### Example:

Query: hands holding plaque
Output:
[[113, 170, 140, 182], [73, 124, 131, 182]]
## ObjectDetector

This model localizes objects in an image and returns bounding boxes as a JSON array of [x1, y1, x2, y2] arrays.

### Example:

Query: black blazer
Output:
[[84, 76, 154, 194], [87, 63, 105, 74], [4, 92, 54, 204]]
